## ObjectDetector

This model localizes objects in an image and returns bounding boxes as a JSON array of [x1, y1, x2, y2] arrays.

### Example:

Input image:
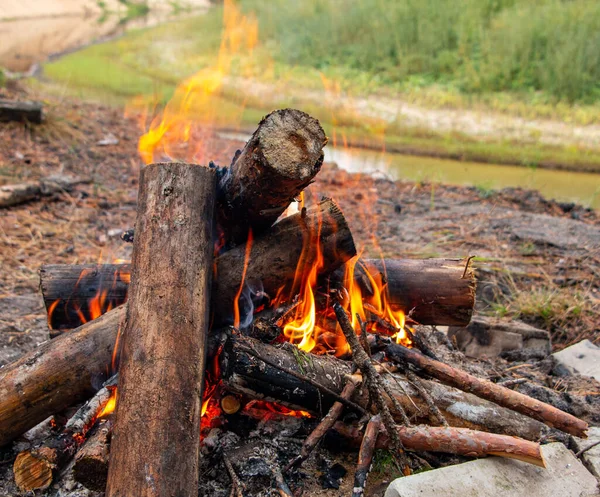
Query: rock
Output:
[[553, 340, 600, 381], [448, 316, 551, 359], [385, 443, 599, 497], [572, 427, 600, 479]]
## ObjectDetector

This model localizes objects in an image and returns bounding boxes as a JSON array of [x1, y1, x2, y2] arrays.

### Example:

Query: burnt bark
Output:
[[220, 336, 550, 441], [218, 108, 327, 245]]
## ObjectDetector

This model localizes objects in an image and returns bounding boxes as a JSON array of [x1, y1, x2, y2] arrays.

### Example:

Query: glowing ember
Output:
[[244, 400, 311, 419]]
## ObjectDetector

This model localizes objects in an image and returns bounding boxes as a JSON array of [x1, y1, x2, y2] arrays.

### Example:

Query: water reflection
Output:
[[324, 146, 600, 210]]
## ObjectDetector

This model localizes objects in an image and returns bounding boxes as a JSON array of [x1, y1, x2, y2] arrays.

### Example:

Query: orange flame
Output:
[[233, 229, 253, 328], [129, 0, 258, 165], [98, 387, 117, 418], [244, 400, 311, 419]]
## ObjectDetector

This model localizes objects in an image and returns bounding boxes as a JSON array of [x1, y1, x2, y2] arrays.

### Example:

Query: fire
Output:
[[129, 0, 258, 165], [233, 229, 253, 328], [98, 388, 117, 418], [244, 400, 311, 419]]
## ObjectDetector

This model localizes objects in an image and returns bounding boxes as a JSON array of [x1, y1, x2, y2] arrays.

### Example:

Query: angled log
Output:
[[0, 201, 354, 447], [218, 108, 327, 245], [73, 420, 112, 492], [385, 342, 588, 438]]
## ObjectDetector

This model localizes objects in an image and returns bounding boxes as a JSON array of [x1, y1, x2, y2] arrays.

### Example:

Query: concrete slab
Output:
[[573, 427, 600, 480], [553, 340, 600, 381], [385, 443, 599, 497]]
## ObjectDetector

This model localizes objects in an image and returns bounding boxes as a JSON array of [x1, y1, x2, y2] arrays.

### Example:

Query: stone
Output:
[[572, 427, 600, 479], [553, 340, 600, 381], [448, 316, 551, 359], [385, 443, 599, 497]]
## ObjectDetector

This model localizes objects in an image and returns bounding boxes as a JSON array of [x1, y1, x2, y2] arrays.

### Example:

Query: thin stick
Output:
[[405, 370, 448, 427], [334, 303, 411, 475], [271, 462, 294, 497], [385, 342, 588, 437], [238, 340, 367, 415], [497, 378, 528, 388], [352, 415, 382, 497], [576, 440, 600, 458], [285, 378, 359, 472], [223, 454, 244, 497]]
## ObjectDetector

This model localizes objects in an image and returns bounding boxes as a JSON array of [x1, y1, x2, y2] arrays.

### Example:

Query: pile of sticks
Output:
[[0, 109, 588, 496]]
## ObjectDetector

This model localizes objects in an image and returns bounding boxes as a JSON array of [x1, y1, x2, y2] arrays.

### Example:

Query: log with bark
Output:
[[41, 257, 472, 331], [0, 99, 43, 124], [385, 342, 589, 438], [0, 201, 355, 446], [220, 335, 552, 441], [73, 420, 112, 492], [0, 175, 90, 208], [106, 163, 215, 496], [218, 109, 327, 245], [334, 423, 545, 467]]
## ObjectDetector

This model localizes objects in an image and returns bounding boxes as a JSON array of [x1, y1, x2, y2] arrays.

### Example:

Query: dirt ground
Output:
[[0, 86, 599, 496]]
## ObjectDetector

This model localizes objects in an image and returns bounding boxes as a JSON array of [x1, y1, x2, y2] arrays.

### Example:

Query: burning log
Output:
[[73, 420, 112, 492], [40, 257, 471, 331], [220, 336, 556, 441], [218, 108, 327, 245], [385, 342, 589, 438], [0, 175, 90, 208], [106, 163, 216, 496], [41, 198, 355, 331], [334, 258, 475, 326], [0, 200, 355, 447], [335, 423, 546, 467]]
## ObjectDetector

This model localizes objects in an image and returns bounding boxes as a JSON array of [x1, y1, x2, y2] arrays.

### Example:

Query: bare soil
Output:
[[0, 86, 599, 496]]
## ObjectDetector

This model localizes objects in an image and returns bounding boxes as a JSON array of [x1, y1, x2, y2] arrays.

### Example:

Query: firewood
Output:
[[40, 257, 470, 331], [106, 163, 216, 497], [334, 423, 546, 467], [385, 342, 589, 438], [0, 99, 43, 123], [218, 109, 326, 245], [73, 419, 112, 492], [220, 336, 556, 441], [41, 198, 355, 331], [0, 200, 355, 447], [285, 378, 359, 471], [0, 175, 90, 208], [352, 415, 382, 497], [13, 447, 56, 492]]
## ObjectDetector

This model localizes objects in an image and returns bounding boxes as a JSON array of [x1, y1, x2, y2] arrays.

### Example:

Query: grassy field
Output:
[[36, 0, 600, 171]]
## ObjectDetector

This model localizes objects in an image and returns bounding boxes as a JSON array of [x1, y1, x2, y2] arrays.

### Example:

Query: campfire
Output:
[[0, 106, 590, 496]]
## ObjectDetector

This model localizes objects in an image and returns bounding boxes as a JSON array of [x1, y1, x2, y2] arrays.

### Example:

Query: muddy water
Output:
[[324, 147, 600, 210]]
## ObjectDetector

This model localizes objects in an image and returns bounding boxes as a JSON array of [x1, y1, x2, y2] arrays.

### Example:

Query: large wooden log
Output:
[[218, 109, 326, 245], [106, 163, 215, 496], [0, 201, 354, 446], [220, 336, 550, 441], [40, 257, 470, 331], [385, 342, 589, 438]]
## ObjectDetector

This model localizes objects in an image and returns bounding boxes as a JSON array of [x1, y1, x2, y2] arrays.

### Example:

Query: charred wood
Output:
[[73, 419, 112, 492]]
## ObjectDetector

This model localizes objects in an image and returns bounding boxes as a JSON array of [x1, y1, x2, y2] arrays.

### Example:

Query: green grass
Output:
[[240, 0, 600, 105], [36, 3, 600, 172]]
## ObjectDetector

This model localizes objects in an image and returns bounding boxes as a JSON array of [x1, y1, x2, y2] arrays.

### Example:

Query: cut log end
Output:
[[257, 108, 327, 179], [13, 448, 56, 492]]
